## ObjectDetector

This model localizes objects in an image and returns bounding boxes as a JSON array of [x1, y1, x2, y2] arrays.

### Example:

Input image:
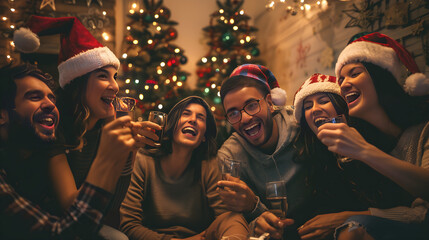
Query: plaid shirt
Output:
[[0, 169, 112, 239]]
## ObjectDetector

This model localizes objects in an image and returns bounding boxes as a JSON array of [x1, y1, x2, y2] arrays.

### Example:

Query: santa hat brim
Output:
[[335, 41, 404, 82], [59, 46, 120, 88], [293, 81, 341, 122]]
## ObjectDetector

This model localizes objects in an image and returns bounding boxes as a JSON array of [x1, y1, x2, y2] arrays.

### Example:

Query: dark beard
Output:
[[6, 110, 56, 150]]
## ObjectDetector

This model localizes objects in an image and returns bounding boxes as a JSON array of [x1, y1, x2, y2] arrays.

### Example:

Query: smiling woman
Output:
[[120, 96, 250, 240]]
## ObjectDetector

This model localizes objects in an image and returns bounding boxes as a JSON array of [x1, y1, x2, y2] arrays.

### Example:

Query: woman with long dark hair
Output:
[[120, 96, 249, 240], [300, 33, 429, 240]]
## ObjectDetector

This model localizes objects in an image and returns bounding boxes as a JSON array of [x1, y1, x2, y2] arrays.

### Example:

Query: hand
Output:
[[130, 121, 162, 148], [97, 116, 136, 167], [317, 123, 376, 162], [171, 231, 206, 240], [254, 211, 294, 239], [297, 211, 369, 240], [217, 175, 258, 212]]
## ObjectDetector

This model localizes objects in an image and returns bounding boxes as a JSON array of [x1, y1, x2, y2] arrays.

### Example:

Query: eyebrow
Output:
[[93, 69, 110, 74], [24, 90, 43, 97], [227, 98, 259, 112]]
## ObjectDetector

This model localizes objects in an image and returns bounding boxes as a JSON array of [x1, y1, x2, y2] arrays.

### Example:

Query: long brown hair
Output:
[[56, 72, 92, 150]]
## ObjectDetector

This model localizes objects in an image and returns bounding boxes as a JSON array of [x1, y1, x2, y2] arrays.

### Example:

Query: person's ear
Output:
[[0, 109, 9, 126], [265, 94, 275, 113]]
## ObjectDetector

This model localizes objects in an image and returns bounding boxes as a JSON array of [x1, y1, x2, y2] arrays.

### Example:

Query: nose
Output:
[[109, 77, 119, 93], [311, 103, 323, 116], [240, 110, 253, 123], [188, 113, 197, 124], [41, 97, 56, 112], [340, 77, 352, 93]]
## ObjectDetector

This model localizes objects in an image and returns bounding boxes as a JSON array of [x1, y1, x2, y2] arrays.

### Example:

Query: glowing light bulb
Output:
[[211, 83, 216, 89], [10, 8, 15, 12], [125, 89, 130, 94], [135, 79, 139, 84], [125, 79, 131, 84], [160, 62, 165, 67], [154, 85, 159, 89], [202, 57, 208, 63], [129, 9, 135, 14], [157, 69, 162, 74], [148, 39, 153, 44], [246, 55, 251, 60], [246, 36, 251, 42], [144, 85, 149, 90], [223, 58, 228, 63], [229, 18, 234, 24], [239, 10, 244, 15], [128, 63, 133, 68], [219, 9, 224, 14], [211, 106, 216, 112], [133, 40, 138, 44], [139, 9, 144, 13], [122, 53, 127, 59], [154, 14, 159, 19], [102, 11, 107, 15], [211, 56, 217, 62], [165, 79, 170, 84], [240, 39, 245, 44], [158, 104, 163, 109], [177, 82, 183, 87], [126, 26, 131, 30], [132, 3, 137, 8], [102, 32, 109, 41], [139, 94, 144, 100], [233, 26, 238, 31], [172, 75, 177, 81], [174, 48, 180, 53], [2, 17, 7, 21]]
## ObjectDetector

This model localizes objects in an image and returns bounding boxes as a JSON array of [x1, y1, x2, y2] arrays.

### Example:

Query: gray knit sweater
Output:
[[369, 121, 429, 223]]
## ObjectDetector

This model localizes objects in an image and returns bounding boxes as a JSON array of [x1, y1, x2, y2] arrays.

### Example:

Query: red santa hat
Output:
[[293, 73, 340, 122], [335, 32, 429, 96], [13, 15, 120, 88], [227, 64, 287, 106]]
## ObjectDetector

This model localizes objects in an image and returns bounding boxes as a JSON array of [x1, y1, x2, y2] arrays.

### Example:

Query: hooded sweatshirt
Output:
[[217, 107, 315, 226]]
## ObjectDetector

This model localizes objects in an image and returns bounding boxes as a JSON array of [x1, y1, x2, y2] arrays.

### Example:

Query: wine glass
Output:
[[144, 111, 167, 150], [266, 181, 288, 220], [220, 157, 241, 180], [316, 115, 352, 163], [115, 97, 136, 118]]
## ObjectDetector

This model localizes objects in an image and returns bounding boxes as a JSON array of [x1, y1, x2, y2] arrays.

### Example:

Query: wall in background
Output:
[[254, 0, 429, 105]]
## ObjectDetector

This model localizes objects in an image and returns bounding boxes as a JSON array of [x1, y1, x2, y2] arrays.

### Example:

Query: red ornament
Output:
[[167, 28, 177, 40], [126, 36, 133, 42]]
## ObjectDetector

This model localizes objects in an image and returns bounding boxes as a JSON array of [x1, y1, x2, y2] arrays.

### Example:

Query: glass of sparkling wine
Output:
[[220, 158, 241, 180], [266, 181, 288, 220], [144, 111, 167, 150], [316, 115, 352, 163], [115, 97, 136, 118]]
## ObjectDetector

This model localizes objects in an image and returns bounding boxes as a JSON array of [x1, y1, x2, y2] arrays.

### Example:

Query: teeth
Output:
[[101, 97, 115, 104], [40, 117, 54, 126], [182, 127, 197, 136], [244, 123, 259, 131], [345, 92, 359, 103]]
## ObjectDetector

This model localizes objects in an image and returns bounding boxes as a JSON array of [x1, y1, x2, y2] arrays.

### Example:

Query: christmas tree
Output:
[[119, 0, 190, 117], [196, 0, 264, 143]]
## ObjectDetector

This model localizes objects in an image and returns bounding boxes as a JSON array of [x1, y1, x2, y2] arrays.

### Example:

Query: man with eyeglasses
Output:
[[217, 64, 316, 239]]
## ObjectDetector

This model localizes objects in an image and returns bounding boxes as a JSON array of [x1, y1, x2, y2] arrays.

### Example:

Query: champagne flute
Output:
[[144, 111, 167, 150], [316, 115, 352, 163]]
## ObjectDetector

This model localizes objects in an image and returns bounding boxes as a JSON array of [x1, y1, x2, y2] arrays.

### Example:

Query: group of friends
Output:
[[0, 15, 428, 240]]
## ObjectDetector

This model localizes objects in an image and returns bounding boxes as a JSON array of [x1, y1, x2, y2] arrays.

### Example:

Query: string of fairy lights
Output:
[[1, 0, 17, 65], [266, 0, 329, 15]]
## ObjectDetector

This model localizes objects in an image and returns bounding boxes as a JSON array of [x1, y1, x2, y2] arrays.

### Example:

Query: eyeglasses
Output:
[[226, 98, 264, 124]]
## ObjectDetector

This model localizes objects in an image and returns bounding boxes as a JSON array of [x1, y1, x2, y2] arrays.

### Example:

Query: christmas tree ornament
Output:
[[221, 31, 235, 47], [167, 27, 177, 40], [40, 0, 56, 11], [86, 0, 103, 7], [179, 56, 187, 64], [126, 35, 134, 42], [251, 47, 260, 56]]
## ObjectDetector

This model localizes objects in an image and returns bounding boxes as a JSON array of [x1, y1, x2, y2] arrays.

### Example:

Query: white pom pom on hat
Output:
[[227, 64, 287, 106], [335, 32, 429, 96], [13, 28, 40, 53], [13, 15, 119, 89]]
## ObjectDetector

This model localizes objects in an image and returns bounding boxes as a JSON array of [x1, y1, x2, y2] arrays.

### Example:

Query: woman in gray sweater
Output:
[[120, 96, 249, 240]]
